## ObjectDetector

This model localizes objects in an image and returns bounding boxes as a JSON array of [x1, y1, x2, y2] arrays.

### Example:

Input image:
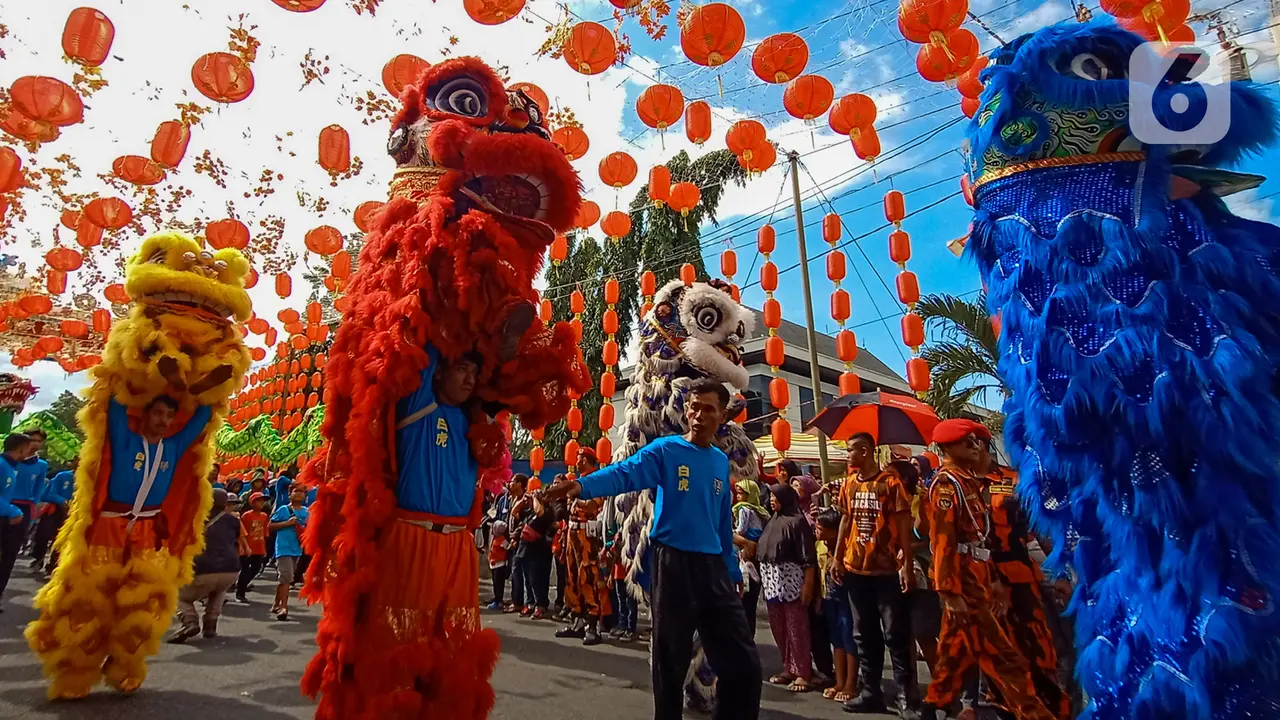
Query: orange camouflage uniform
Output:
[[984, 471, 1071, 720], [563, 498, 611, 618], [923, 463, 1055, 720]]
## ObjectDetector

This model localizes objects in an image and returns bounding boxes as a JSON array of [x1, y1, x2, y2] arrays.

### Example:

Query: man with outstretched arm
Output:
[[545, 378, 762, 720]]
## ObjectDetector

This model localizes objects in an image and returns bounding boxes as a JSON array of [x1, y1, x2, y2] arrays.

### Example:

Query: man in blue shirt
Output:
[[0, 432, 35, 609], [546, 378, 763, 720], [31, 456, 77, 574], [13, 428, 49, 550], [268, 483, 309, 621]]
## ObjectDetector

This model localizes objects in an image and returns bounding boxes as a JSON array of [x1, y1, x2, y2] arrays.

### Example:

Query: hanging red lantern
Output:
[[916, 28, 979, 83], [636, 84, 685, 131], [509, 82, 550, 115], [151, 120, 192, 168], [721, 249, 737, 279], [725, 120, 767, 158], [19, 295, 53, 315], [83, 197, 132, 229], [550, 234, 568, 264], [276, 273, 293, 298], [907, 357, 931, 392], [600, 370, 617, 398], [318, 124, 351, 177], [641, 270, 656, 297], [898, 0, 969, 44], [62, 7, 115, 66], [103, 283, 129, 304], [601, 211, 632, 241], [551, 125, 590, 160], [783, 75, 835, 121], [960, 96, 980, 118], [668, 182, 701, 217], [0, 148, 22, 194], [649, 165, 671, 206], [45, 247, 83, 272], [828, 93, 877, 135], [563, 22, 617, 75], [539, 299, 553, 323], [575, 199, 601, 229], [331, 250, 352, 280], [305, 226, 343, 256], [901, 312, 924, 348], [737, 142, 776, 174], [889, 229, 912, 264], [831, 289, 851, 322], [92, 308, 110, 333], [680, 263, 697, 286], [760, 262, 779, 292], [822, 213, 842, 244], [279, 308, 300, 324], [827, 250, 846, 282], [770, 377, 791, 409], [191, 52, 255, 103], [10, 76, 84, 127], [61, 209, 82, 230], [245, 267, 259, 289], [897, 270, 921, 305], [602, 339, 620, 366], [852, 126, 881, 161], [771, 417, 792, 453], [596, 437, 613, 464], [206, 218, 250, 250], [598, 151, 638, 188], [463, 0, 526, 24], [836, 330, 858, 362], [47, 271, 67, 295], [680, 3, 746, 68], [307, 302, 323, 324], [684, 100, 711, 145], [758, 224, 776, 253], [1, 107, 59, 144], [382, 54, 430, 97], [112, 155, 166, 186], [752, 33, 809, 83], [957, 56, 989, 99], [884, 190, 907, 223], [354, 200, 384, 232], [60, 319, 89, 338]]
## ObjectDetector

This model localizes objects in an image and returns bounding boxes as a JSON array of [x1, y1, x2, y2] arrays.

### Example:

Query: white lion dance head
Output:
[[637, 278, 755, 391]]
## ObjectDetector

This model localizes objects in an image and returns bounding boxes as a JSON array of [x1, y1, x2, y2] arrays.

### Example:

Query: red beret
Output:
[[931, 418, 992, 445], [578, 447, 599, 465]]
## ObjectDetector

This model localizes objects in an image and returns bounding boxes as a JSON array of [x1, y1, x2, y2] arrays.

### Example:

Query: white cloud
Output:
[[1226, 187, 1276, 222]]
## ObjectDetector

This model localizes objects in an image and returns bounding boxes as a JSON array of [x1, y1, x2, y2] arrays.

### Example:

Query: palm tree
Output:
[[916, 292, 1007, 432]]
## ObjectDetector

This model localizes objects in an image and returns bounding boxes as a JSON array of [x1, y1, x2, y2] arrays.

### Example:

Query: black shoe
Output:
[[168, 624, 201, 644], [582, 624, 602, 646], [619, 630, 636, 643], [843, 692, 887, 714], [917, 702, 940, 720], [555, 625, 585, 639], [235, 594, 250, 605]]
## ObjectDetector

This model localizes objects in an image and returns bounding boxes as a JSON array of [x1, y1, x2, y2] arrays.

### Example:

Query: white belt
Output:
[[397, 517, 467, 534], [956, 543, 991, 561], [101, 508, 162, 519]]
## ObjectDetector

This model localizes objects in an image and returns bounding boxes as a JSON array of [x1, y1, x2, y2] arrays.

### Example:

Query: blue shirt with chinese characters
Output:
[[578, 435, 741, 584], [394, 344, 478, 518], [13, 457, 48, 504], [0, 457, 22, 520], [106, 398, 213, 507], [42, 470, 75, 506]]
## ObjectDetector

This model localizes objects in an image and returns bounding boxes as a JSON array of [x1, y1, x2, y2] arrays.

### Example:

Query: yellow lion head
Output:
[[124, 231, 252, 323]]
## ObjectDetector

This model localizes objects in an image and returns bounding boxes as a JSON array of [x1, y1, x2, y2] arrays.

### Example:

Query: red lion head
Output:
[[387, 57, 582, 246]]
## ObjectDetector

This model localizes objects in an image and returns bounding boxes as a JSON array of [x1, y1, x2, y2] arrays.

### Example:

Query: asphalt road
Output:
[[0, 565, 893, 720]]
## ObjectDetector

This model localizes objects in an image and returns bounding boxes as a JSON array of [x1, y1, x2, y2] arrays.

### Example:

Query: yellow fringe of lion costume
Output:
[[25, 231, 252, 700]]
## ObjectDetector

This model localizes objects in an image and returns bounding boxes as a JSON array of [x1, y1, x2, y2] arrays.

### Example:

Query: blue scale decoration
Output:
[[963, 23, 1280, 719]]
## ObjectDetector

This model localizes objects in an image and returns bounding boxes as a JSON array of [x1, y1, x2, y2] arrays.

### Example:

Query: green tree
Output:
[[917, 292, 1007, 432], [46, 390, 86, 441], [534, 149, 748, 458]]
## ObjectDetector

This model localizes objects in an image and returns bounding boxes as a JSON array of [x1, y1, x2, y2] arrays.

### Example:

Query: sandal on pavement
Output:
[[787, 679, 811, 693], [833, 691, 852, 703], [768, 674, 795, 685], [823, 688, 839, 700]]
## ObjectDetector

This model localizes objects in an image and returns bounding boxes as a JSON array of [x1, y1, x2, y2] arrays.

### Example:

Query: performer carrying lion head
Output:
[[26, 231, 252, 700], [299, 56, 591, 720]]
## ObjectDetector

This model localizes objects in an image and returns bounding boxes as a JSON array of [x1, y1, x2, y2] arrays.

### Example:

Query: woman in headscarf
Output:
[[732, 479, 770, 633], [759, 483, 818, 692], [778, 459, 821, 526], [777, 461, 832, 684]]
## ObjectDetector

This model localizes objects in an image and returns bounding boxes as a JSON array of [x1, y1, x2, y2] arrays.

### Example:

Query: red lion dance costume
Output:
[[299, 57, 590, 720]]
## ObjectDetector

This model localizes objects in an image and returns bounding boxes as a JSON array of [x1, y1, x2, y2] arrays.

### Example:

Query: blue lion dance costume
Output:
[[964, 23, 1280, 720]]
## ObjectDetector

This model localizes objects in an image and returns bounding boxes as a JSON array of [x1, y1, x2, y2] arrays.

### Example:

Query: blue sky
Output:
[[2, 0, 1278, 415]]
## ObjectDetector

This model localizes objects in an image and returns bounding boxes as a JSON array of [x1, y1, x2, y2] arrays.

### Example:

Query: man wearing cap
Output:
[[555, 448, 612, 645], [235, 491, 271, 604], [920, 419, 1055, 720]]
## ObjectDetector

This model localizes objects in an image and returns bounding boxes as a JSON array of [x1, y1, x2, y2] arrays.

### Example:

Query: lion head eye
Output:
[[694, 305, 723, 332], [387, 125, 410, 157], [433, 78, 488, 118]]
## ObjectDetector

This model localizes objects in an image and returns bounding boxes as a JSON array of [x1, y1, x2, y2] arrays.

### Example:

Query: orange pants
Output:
[[564, 527, 610, 618], [999, 582, 1071, 720], [925, 595, 1056, 720]]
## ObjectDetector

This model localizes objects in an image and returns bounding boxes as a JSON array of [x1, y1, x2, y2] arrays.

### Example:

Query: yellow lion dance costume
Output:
[[25, 231, 252, 699]]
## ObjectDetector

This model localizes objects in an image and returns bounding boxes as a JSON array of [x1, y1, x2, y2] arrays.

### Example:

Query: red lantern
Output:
[[898, 0, 969, 44], [279, 308, 300, 324], [960, 96, 979, 119], [827, 251, 846, 282], [0, 148, 21, 194], [836, 329, 858, 362], [61, 319, 89, 338], [602, 339, 620, 366], [884, 190, 906, 223], [331, 250, 352, 280], [897, 270, 921, 306], [649, 165, 671, 206], [752, 33, 809, 83], [551, 125, 590, 160], [822, 213, 841, 244], [761, 262, 778, 292], [598, 151, 638, 188], [62, 7, 115, 66], [92, 308, 110, 333], [685, 100, 711, 145], [726, 120, 767, 158], [737, 142, 776, 174], [382, 54, 430, 97], [680, 263, 697, 286], [305, 226, 343, 256], [853, 126, 881, 161], [601, 211, 632, 240], [721, 249, 737, 279], [901, 312, 924, 348], [680, 2, 745, 68], [889, 230, 912, 263], [191, 52, 255, 103], [783, 75, 835, 121], [106, 280, 132, 302], [596, 437, 613, 465], [318, 124, 351, 176], [246, 268, 259, 289], [354, 200, 384, 232], [307, 301, 323, 324], [571, 290, 585, 314], [250, 347, 267, 362], [563, 22, 617, 75], [45, 247, 83, 272], [19, 295, 53, 315], [151, 120, 192, 168], [600, 371, 617, 398], [640, 270, 656, 297], [769, 377, 791, 409], [771, 418, 792, 453], [907, 357, 931, 392], [916, 28, 979, 83], [550, 234, 568, 264], [603, 309, 619, 334], [758, 224, 776, 253], [604, 278, 620, 304], [763, 299, 782, 329], [668, 182, 701, 217], [510, 82, 549, 115], [1, 107, 59, 144], [829, 94, 877, 135], [112, 155, 166, 185], [637, 84, 685, 131], [957, 56, 989, 99], [10, 76, 84, 127], [47, 271, 67, 295], [464, 0, 525, 24], [831, 289, 851, 322], [206, 218, 250, 250], [575, 200, 601, 229], [83, 197, 132, 229], [276, 273, 293, 298], [539, 299, 553, 323]]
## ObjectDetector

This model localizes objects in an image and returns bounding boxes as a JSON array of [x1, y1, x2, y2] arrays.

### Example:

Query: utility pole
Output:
[[787, 150, 830, 477], [1189, 9, 1250, 81]]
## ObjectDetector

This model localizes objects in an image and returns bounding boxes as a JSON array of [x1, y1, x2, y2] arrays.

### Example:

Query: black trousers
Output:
[[742, 576, 762, 635], [519, 546, 552, 608], [237, 554, 266, 596], [30, 503, 68, 566], [846, 572, 916, 703], [651, 541, 761, 720], [0, 507, 32, 598], [554, 558, 567, 608], [491, 565, 510, 604], [810, 605, 835, 677]]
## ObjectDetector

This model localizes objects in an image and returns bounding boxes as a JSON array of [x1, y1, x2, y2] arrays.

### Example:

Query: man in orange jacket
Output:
[[920, 419, 1055, 720]]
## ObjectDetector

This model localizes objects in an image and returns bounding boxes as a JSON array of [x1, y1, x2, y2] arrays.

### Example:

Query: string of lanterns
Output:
[[758, 224, 792, 455], [597, 277, 620, 464], [884, 190, 931, 396], [821, 214, 861, 397]]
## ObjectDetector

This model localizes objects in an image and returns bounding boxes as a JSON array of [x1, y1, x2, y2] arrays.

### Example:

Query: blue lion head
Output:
[[966, 22, 1278, 190]]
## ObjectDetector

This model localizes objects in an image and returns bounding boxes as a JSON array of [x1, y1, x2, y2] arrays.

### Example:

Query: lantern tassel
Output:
[[717, 72, 725, 98]]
